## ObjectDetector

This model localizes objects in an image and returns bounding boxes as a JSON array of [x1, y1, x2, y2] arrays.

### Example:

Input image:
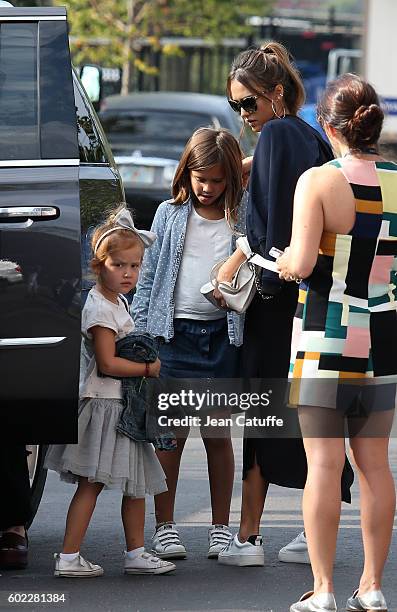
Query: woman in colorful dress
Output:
[[278, 74, 396, 612]]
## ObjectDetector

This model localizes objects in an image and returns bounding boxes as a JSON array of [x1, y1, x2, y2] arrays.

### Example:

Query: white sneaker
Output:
[[124, 550, 176, 575], [150, 523, 187, 559], [217, 534, 264, 566], [278, 532, 310, 564], [207, 524, 232, 559], [54, 553, 104, 578]]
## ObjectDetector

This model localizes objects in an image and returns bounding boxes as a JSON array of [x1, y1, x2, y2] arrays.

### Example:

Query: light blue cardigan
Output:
[[132, 194, 247, 346]]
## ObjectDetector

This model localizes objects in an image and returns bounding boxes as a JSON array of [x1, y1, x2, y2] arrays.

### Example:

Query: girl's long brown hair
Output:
[[172, 127, 243, 223]]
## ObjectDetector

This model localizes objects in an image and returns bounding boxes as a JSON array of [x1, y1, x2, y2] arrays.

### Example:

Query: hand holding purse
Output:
[[200, 237, 281, 314]]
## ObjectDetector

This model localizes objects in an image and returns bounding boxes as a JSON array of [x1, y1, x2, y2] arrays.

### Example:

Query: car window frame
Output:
[[73, 69, 117, 167]]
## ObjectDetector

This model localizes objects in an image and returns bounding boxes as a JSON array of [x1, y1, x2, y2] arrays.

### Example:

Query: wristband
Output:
[[145, 362, 150, 377], [236, 236, 253, 259]]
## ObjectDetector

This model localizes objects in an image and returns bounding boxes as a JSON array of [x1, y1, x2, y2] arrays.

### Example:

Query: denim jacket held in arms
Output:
[[132, 193, 247, 346], [114, 332, 176, 450]]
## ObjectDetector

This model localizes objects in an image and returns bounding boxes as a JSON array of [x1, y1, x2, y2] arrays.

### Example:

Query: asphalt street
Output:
[[1, 435, 396, 612]]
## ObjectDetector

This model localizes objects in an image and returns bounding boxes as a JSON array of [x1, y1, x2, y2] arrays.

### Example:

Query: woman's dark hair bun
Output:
[[348, 103, 383, 131], [317, 74, 384, 151], [347, 103, 384, 149]]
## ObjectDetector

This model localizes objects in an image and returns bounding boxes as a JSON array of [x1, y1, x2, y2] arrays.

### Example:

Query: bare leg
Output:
[[239, 460, 268, 541], [299, 406, 348, 593], [62, 477, 103, 553], [154, 427, 189, 525], [202, 433, 234, 525], [122, 496, 145, 550], [349, 435, 395, 594], [300, 433, 345, 593]]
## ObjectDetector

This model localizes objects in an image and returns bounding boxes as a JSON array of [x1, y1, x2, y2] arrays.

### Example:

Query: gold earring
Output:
[[271, 99, 286, 119]]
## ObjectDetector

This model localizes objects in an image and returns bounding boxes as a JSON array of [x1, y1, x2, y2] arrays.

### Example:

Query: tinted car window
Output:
[[0, 22, 39, 160], [39, 21, 78, 160], [101, 110, 213, 144], [74, 81, 108, 163]]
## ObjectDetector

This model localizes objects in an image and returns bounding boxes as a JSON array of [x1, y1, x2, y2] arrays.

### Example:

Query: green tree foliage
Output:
[[54, 0, 274, 92]]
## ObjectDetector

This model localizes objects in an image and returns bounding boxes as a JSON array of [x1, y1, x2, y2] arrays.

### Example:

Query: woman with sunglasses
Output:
[[217, 42, 354, 568]]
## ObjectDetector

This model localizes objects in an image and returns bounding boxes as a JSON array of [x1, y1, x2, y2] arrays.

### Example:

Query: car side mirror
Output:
[[80, 65, 102, 111]]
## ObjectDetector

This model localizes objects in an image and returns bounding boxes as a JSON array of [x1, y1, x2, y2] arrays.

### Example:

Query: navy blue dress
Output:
[[242, 115, 354, 502]]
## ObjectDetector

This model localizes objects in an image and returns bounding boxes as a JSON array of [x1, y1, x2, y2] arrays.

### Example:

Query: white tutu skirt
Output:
[[45, 398, 167, 498]]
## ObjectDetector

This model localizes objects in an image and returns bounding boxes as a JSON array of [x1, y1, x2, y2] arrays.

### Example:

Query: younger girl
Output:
[[132, 127, 246, 559], [45, 206, 175, 577]]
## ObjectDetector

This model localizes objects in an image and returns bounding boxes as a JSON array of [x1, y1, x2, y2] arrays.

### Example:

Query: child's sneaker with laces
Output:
[[124, 550, 176, 575], [218, 534, 264, 566], [278, 531, 310, 564], [151, 522, 187, 559], [54, 553, 104, 578], [207, 524, 232, 558]]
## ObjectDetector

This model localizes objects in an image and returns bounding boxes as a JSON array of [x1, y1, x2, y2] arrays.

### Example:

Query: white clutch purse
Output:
[[200, 238, 281, 314]]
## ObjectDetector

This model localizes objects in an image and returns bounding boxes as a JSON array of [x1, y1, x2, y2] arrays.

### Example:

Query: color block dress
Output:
[[290, 157, 397, 413]]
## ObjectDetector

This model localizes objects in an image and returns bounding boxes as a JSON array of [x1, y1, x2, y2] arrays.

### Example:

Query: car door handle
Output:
[[0, 337, 66, 348], [0, 206, 58, 229]]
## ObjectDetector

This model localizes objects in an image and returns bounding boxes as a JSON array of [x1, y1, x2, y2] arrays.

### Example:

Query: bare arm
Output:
[[277, 168, 324, 281], [91, 326, 161, 378], [242, 156, 253, 189], [216, 247, 247, 283]]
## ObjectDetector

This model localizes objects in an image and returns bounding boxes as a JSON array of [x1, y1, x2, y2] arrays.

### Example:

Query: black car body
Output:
[[0, 6, 124, 445], [99, 92, 256, 228]]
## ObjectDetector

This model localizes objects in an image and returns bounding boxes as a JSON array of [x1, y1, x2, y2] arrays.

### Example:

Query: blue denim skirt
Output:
[[159, 317, 240, 378]]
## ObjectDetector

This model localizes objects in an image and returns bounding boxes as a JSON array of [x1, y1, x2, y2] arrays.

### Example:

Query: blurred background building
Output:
[[11, 0, 365, 100], [102, 0, 364, 99]]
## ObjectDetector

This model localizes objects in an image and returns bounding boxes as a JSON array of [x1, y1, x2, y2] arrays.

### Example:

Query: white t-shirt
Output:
[[174, 206, 232, 320], [79, 286, 135, 399]]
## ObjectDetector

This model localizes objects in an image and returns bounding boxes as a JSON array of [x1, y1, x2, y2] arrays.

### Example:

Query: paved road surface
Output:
[[1, 436, 396, 611]]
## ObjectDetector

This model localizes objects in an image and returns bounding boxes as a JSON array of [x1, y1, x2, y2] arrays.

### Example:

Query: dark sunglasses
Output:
[[227, 94, 260, 114]]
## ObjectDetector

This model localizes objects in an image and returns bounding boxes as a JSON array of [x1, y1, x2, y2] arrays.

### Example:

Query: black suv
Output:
[[0, 6, 125, 516]]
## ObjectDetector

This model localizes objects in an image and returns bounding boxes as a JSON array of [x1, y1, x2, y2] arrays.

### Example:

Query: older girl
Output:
[[132, 127, 245, 560]]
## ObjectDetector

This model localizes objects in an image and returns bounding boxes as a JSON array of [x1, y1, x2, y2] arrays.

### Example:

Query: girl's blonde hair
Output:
[[91, 204, 143, 273], [172, 127, 243, 223], [227, 41, 305, 116]]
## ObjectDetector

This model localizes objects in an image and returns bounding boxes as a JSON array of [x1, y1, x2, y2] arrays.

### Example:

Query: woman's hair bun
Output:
[[349, 104, 383, 131], [346, 103, 384, 148], [260, 41, 290, 61], [317, 74, 384, 150], [260, 43, 275, 53]]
